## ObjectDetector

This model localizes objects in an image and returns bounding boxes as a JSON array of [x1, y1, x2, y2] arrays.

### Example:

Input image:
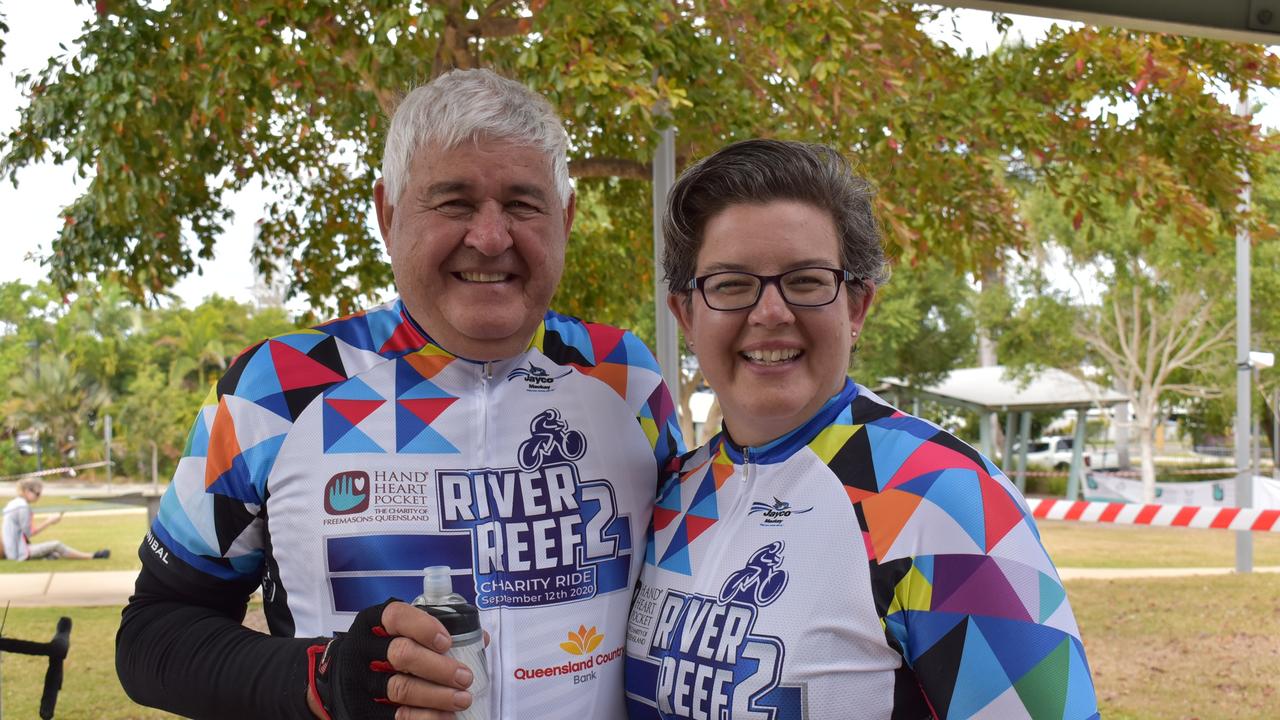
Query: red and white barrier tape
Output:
[[1026, 498, 1280, 532]]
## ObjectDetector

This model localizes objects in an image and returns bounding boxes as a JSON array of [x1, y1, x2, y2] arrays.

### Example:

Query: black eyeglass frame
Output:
[[685, 267, 860, 311]]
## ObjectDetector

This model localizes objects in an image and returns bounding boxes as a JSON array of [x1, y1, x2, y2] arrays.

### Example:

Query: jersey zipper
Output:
[[479, 359, 505, 718], [699, 444, 756, 596]]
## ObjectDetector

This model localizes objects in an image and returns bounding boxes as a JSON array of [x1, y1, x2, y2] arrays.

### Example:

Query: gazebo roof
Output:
[[879, 366, 1130, 413]]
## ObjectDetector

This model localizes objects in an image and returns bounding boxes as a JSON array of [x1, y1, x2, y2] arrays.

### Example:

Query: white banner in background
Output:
[[1084, 472, 1280, 509]]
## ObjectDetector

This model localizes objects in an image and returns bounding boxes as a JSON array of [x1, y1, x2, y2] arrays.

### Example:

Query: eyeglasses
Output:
[[687, 267, 856, 311]]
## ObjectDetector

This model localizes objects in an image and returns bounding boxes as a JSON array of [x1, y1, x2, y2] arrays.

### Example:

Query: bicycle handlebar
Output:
[[0, 615, 72, 719]]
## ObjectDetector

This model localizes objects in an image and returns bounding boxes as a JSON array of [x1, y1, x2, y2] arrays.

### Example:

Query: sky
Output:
[[0, 2, 1276, 309]]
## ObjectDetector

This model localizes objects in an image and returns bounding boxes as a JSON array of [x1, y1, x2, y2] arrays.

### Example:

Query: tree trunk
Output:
[[1134, 405, 1158, 502], [977, 267, 1004, 452]]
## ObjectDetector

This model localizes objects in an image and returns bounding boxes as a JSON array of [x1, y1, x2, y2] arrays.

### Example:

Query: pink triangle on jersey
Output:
[[270, 341, 346, 391], [684, 514, 717, 544], [980, 472, 1025, 552], [399, 397, 457, 425], [379, 319, 427, 354], [654, 506, 680, 532], [327, 398, 384, 427]]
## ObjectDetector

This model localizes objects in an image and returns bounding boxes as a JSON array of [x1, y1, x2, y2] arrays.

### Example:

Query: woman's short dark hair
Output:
[[662, 138, 889, 296]]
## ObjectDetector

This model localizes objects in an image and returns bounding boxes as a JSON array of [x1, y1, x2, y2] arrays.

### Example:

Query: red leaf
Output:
[[1075, 58, 1084, 75], [1072, 210, 1083, 231], [1131, 77, 1148, 96]]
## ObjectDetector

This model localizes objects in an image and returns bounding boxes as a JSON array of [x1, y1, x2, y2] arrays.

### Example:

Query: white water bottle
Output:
[[411, 566, 489, 720]]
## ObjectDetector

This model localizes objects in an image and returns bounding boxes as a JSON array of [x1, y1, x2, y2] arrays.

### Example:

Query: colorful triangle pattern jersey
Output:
[[147, 298, 682, 720], [626, 380, 1099, 719]]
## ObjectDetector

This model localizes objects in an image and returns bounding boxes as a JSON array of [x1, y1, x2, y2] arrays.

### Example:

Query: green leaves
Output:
[[2, 1, 1275, 324]]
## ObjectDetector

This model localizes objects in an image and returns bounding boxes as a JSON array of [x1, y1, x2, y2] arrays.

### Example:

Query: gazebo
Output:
[[879, 366, 1130, 499]]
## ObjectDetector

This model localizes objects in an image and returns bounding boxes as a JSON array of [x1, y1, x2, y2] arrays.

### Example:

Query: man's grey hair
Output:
[[380, 69, 572, 208], [663, 138, 890, 296]]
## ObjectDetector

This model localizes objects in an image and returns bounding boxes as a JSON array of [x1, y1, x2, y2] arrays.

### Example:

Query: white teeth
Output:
[[743, 348, 801, 364], [459, 272, 508, 283]]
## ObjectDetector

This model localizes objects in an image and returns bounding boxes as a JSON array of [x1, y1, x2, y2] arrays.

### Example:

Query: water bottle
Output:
[[411, 566, 489, 720]]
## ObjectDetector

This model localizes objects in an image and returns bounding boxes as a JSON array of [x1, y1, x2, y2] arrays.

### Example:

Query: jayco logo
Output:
[[517, 409, 586, 471], [324, 471, 370, 515], [748, 497, 813, 526], [507, 361, 570, 392]]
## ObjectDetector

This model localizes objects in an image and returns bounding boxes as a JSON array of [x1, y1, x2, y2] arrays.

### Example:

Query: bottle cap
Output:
[[422, 565, 453, 600]]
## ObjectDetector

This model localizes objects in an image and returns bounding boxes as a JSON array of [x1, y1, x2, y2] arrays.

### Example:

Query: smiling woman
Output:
[[624, 139, 1100, 720]]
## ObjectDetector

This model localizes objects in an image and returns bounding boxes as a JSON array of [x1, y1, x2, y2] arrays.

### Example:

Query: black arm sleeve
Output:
[[116, 556, 318, 719]]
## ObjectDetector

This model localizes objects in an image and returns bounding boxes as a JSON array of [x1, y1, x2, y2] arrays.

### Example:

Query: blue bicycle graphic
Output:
[[516, 408, 586, 470], [718, 541, 788, 607]]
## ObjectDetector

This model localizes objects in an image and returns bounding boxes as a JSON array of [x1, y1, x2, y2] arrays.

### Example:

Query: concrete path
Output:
[[0, 570, 140, 607]]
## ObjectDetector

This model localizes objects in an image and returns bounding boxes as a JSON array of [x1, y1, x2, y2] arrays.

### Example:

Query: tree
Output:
[[3, 1, 1277, 338], [0, 277, 298, 477], [991, 192, 1237, 501], [117, 355, 199, 483], [2, 354, 110, 463]]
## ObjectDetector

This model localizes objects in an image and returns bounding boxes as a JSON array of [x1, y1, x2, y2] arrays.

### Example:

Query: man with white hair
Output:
[[116, 70, 681, 720]]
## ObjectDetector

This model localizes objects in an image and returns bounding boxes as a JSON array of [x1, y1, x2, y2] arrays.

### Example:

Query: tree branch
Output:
[[474, 15, 529, 38], [570, 157, 651, 180]]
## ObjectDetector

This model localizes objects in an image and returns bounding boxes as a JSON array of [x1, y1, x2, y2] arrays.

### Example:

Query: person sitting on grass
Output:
[[2, 478, 109, 561]]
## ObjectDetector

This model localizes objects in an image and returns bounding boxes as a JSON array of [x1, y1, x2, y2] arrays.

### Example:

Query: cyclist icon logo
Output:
[[718, 541, 788, 607], [517, 408, 587, 471]]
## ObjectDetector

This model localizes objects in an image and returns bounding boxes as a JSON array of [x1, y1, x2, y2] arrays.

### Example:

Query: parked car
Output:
[[1014, 435, 1092, 470], [15, 431, 38, 456]]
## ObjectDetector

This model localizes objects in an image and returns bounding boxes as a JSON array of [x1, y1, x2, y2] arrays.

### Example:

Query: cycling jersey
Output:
[[141, 298, 682, 719], [625, 380, 1098, 720]]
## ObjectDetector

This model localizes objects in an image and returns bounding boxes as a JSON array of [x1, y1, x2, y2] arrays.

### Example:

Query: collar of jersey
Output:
[[396, 297, 545, 366], [719, 378, 858, 465]]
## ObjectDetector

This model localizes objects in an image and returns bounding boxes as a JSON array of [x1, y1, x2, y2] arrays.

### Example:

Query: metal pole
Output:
[[1003, 410, 1017, 468], [1254, 369, 1261, 481], [1234, 93, 1253, 573], [978, 411, 994, 460], [1273, 388, 1278, 480], [32, 340, 42, 473], [652, 120, 680, 400], [104, 414, 112, 491], [1067, 407, 1088, 500], [1015, 412, 1031, 494]]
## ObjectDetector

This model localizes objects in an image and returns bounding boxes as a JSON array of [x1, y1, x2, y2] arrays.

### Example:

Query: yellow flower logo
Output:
[[559, 625, 604, 655]]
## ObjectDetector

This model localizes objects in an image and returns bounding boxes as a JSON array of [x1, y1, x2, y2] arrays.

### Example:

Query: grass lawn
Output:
[[1070, 573, 1280, 719], [0, 605, 177, 719], [1037, 519, 1280, 568], [0, 510, 149, 573]]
